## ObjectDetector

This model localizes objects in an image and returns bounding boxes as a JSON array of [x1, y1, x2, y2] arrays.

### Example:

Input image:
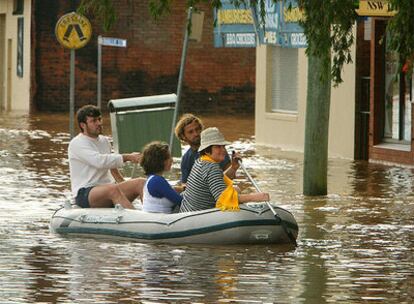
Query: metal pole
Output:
[[97, 35, 102, 109], [169, 7, 193, 150], [238, 160, 278, 215], [250, 6, 261, 46], [238, 159, 297, 246], [69, 49, 75, 139]]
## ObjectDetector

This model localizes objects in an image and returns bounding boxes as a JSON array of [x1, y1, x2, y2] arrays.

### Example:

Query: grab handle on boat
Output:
[[64, 200, 73, 209], [236, 157, 297, 246]]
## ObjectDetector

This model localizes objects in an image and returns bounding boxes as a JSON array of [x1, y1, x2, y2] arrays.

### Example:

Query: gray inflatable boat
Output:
[[50, 202, 298, 245]]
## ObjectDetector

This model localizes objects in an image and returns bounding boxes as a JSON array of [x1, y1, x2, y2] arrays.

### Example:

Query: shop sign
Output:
[[213, 1, 257, 47], [275, 0, 307, 48], [213, 0, 307, 48], [356, 0, 396, 17]]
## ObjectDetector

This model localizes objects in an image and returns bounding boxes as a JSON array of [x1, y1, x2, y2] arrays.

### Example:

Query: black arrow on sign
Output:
[[63, 24, 87, 42]]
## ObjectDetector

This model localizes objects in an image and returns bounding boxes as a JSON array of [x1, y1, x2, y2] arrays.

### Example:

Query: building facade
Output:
[[255, 42, 357, 158], [368, 17, 414, 165], [253, 1, 357, 158], [255, 2, 414, 166], [30, 0, 256, 113], [0, 0, 32, 111]]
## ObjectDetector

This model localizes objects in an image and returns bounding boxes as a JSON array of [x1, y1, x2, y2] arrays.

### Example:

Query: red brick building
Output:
[[31, 0, 255, 113]]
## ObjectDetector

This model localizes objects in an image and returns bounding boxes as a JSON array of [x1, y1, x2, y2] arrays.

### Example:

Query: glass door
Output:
[[383, 32, 412, 144]]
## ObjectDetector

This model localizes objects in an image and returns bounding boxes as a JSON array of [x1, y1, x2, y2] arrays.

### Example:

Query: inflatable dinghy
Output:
[[50, 202, 298, 245]]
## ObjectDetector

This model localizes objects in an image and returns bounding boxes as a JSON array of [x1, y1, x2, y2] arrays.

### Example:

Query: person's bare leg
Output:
[[118, 178, 146, 203], [88, 184, 134, 209]]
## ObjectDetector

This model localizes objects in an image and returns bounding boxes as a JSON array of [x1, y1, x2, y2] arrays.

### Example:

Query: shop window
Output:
[[383, 32, 412, 144], [13, 0, 24, 15], [270, 46, 298, 112], [17, 17, 23, 77]]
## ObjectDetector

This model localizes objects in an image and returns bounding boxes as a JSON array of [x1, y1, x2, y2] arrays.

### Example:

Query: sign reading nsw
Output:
[[55, 12, 92, 49]]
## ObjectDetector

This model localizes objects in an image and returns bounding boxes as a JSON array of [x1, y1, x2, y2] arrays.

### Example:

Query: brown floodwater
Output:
[[0, 111, 413, 303]]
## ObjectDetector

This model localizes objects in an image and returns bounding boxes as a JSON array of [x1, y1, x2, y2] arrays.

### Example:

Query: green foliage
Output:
[[298, 0, 356, 85], [387, 0, 414, 74], [78, 0, 117, 31], [148, 0, 172, 20]]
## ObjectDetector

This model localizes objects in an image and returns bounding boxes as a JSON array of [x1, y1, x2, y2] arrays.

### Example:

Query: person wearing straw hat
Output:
[[174, 114, 240, 184], [179, 127, 270, 212]]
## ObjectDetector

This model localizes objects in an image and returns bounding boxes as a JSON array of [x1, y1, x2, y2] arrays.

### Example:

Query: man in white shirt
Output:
[[68, 105, 145, 209]]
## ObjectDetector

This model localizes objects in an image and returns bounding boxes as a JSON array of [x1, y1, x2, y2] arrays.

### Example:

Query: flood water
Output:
[[0, 111, 413, 303]]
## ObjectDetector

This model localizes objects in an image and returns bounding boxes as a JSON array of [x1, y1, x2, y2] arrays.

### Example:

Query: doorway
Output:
[[7, 39, 12, 111], [372, 20, 412, 150], [0, 15, 5, 111], [354, 18, 372, 160]]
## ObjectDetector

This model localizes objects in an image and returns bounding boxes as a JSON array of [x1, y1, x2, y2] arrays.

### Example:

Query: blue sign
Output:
[[259, 0, 279, 45], [213, 0, 257, 47], [214, 0, 307, 48], [277, 0, 307, 47]]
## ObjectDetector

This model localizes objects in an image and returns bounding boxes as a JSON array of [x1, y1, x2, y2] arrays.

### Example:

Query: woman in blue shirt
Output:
[[140, 141, 182, 213]]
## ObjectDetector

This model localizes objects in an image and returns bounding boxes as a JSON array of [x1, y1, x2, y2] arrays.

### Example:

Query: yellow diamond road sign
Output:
[[55, 12, 92, 49]]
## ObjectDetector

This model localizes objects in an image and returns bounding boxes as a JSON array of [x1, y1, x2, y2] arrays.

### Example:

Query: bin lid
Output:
[[108, 94, 177, 113]]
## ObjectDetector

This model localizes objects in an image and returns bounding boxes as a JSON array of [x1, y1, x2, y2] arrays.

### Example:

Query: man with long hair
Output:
[[175, 113, 240, 184]]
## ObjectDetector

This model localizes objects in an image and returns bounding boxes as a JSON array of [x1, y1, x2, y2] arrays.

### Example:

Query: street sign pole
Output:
[[55, 12, 92, 139], [96, 36, 127, 109], [97, 35, 102, 109], [169, 7, 193, 151], [69, 49, 75, 138]]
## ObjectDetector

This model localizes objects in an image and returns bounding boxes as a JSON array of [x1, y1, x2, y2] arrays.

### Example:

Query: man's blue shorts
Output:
[[75, 186, 94, 208]]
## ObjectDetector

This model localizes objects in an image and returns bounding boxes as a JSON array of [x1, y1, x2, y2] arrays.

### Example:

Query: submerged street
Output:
[[0, 111, 413, 303]]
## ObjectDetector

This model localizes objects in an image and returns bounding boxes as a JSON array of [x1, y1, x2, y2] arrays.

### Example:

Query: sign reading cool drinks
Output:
[[213, 0, 307, 48]]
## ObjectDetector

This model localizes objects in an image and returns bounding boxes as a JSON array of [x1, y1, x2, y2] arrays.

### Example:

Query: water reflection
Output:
[[300, 198, 328, 303], [25, 242, 67, 303], [0, 111, 413, 303]]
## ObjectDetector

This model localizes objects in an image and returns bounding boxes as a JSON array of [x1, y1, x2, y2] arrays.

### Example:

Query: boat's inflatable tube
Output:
[[50, 203, 298, 245]]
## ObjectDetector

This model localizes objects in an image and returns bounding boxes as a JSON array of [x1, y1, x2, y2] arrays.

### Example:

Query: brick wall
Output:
[[32, 0, 256, 114]]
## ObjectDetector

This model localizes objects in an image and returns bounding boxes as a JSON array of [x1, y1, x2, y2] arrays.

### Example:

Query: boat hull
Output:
[[50, 203, 298, 245]]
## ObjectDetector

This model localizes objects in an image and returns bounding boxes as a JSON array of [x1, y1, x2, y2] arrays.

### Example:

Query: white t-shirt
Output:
[[68, 133, 123, 197]]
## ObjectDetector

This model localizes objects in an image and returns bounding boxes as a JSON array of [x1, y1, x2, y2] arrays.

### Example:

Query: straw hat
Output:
[[198, 127, 230, 152]]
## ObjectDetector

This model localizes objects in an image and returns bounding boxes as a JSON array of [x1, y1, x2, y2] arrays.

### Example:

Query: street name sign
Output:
[[99, 37, 127, 48]]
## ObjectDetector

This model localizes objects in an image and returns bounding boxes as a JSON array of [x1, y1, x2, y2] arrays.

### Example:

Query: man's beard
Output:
[[191, 137, 200, 147], [86, 125, 102, 137]]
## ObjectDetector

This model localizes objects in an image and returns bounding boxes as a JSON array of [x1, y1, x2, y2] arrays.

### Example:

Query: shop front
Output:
[[0, 0, 32, 112], [355, 1, 414, 165]]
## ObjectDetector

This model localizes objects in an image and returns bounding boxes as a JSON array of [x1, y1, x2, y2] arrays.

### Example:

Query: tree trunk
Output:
[[303, 54, 332, 196]]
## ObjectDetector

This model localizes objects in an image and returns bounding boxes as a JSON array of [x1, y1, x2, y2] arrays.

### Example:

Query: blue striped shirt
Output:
[[179, 159, 226, 212]]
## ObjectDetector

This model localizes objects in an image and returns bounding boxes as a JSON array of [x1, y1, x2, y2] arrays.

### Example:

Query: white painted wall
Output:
[[255, 28, 356, 159], [0, 0, 31, 112]]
